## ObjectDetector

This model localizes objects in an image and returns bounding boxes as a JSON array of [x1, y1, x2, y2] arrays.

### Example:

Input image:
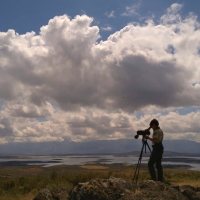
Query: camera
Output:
[[134, 127, 151, 139]]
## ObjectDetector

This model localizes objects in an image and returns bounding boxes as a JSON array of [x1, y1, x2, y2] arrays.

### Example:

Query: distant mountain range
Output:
[[0, 139, 199, 155]]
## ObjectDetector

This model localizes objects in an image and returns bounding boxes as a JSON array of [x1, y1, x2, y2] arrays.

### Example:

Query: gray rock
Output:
[[52, 188, 69, 200], [68, 176, 137, 200], [33, 188, 54, 200], [179, 185, 200, 200], [33, 178, 200, 200], [134, 180, 188, 200], [68, 178, 188, 200]]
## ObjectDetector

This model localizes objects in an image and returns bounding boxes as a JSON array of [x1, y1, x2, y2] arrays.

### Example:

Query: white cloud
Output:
[[121, 2, 141, 16], [161, 3, 183, 24], [0, 124, 5, 129], [101, 26, 112, 31], [0, 6, 200, 143], [105, 11, 115, 18]]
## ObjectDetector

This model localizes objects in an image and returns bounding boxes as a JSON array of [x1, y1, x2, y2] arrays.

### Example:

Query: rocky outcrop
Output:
[[33, 188, 53, 200], [68, 177, 136, 200], [174, 185, 200, 200], [33, 177, 200, 200], [68, 177, 188, 200], [33, 188, 69, 200]]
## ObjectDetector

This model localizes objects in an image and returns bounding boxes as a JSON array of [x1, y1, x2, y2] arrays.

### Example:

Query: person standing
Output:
[[145, 119, 164, 181]]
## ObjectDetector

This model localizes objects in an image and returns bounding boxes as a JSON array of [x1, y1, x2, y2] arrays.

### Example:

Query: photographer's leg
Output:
[[156, 152, 163, 182], [148, 153, 156, 181]]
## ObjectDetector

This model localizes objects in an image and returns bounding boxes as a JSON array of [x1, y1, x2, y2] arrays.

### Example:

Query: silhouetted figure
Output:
[[145, 119, 164, 181]]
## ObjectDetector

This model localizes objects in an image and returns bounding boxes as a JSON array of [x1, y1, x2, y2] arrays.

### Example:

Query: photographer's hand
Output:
[[145, 135, 157, 143], [144, 135, 157, 143], [145, 135, 150, 139]]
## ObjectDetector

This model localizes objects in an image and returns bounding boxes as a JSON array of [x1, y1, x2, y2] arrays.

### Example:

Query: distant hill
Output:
[[0, 138, 199, 155]]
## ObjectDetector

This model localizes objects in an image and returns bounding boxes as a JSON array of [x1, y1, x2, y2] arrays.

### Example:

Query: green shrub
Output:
[[3, 180, 15, 191]]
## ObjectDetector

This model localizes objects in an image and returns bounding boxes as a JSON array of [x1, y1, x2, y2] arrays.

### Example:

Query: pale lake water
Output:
[[0, 155, 200, 171]]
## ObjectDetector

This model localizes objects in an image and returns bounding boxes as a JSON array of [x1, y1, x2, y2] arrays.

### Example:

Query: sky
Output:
[[0, 0, 200, 144]]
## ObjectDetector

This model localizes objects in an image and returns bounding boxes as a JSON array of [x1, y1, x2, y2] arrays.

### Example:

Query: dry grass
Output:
[[0, 193, 36, 200], [79, 165, 109, 170], [0, 164, 199, 199]]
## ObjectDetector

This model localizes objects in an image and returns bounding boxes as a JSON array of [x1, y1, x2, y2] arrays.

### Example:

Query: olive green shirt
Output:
[[152, 128, 163, 145]]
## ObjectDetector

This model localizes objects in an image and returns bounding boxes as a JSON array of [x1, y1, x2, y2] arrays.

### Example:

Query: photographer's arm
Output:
[[145, 135, 158, 143]]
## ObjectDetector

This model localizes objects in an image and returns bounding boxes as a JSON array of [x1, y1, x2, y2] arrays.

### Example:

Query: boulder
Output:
[[134, 180, 188, 200], [34, 178, 200, 200], [173, 185, 200, 200], [33, 188, 53, 200], [68, 177, 188, 200], [68, 177, 136, 200]]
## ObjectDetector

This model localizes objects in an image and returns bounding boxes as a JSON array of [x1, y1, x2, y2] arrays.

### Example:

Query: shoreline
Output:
[[0, 160, 194, 170], [0, 154, 199, 170]]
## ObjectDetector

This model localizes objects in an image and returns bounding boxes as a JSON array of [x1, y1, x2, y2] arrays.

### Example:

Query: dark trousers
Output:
[[148, 144, 164, 181]]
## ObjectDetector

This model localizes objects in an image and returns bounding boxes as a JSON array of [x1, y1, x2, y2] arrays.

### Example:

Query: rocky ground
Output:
[[34, 177, 200, 200]]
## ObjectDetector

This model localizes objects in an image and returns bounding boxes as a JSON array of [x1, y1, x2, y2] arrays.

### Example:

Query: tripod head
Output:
[[142, 136, 150, 153], [142, 136, 147, 142]]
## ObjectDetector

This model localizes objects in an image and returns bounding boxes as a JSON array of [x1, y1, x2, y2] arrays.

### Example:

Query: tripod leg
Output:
[[133, 143, 145, 183], [146, 142, 152, 153]]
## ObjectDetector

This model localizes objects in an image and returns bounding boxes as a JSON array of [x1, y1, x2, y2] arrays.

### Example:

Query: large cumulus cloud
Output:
[[0, 4, 200, 143]]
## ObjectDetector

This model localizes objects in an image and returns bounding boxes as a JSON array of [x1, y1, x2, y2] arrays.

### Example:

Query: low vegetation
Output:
[[0, 164, 199, 200]]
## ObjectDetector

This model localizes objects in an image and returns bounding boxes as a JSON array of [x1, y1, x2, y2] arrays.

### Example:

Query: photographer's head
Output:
[[150, 119, 159, 130]]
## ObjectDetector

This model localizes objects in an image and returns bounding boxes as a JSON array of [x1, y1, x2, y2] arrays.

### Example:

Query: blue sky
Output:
[[0, 0, 200, 144], [1, 0, 200, 40]]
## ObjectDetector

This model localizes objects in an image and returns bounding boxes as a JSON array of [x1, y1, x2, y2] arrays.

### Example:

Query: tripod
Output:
[[133, 137, 151, 184]]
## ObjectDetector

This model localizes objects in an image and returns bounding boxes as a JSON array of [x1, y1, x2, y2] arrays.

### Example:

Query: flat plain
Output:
[[0, 163, 199, 200]]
